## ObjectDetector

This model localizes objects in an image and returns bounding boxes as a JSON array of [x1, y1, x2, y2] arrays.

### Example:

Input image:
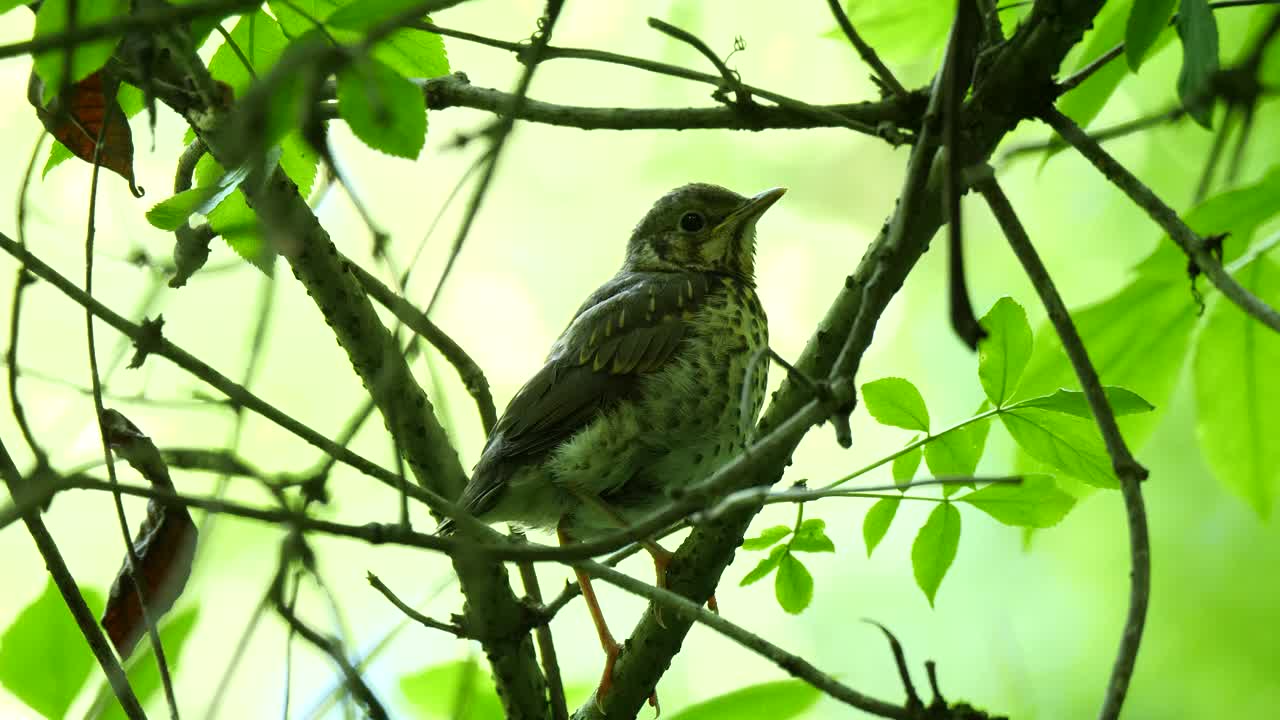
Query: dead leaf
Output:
[[30, 70, 143, 197], [99, 410, 197, 658]]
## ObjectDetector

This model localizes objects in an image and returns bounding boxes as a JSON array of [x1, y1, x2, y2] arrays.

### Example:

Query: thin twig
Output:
[[1000, 106, 1186, 161], [0, 0, 261, 62], [579, 559, 911, 720], [863, 620, 922, 710], [1054, 0, 1280, 92], [347, 258, 497, 433], [825, 0, 908, 96], [367, 572, 467, 637], [412, 21, 908, 138], [0, 440, 147, 719], [0, 230, 444, 503], [82, 117, 179, 717], [200, 593, 269, 720], [647, 17, 752, 105], [515, 559, 568, 720], [270, 563, 387, 720], [1193, 109, 1233, 203], [974, 171, 1149, 720], [1057, 43, 1124, 92], [425, 0, 566, 314], [9, 132, 50, 466], [1042, 107, 1280, 334], [941, 0, 986, 350], [701, 476, 1021, 519]]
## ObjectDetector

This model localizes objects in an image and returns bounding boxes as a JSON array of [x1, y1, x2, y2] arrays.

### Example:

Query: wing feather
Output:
[[453, 272, 715, 519]]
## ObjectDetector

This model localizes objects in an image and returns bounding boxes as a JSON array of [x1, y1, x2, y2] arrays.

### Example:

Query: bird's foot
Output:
[[649, 546, 718, 626], [592, 639, 659, 714]]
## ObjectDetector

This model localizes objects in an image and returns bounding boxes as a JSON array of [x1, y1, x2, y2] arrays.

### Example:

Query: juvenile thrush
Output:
[[439, 182, 785, 704]]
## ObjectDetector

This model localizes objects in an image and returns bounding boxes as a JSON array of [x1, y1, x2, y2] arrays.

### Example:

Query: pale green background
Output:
[[1, 2, 1279, 718]]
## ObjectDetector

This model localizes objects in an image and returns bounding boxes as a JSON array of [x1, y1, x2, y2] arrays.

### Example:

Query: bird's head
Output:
[[624, 183, 786, 282]]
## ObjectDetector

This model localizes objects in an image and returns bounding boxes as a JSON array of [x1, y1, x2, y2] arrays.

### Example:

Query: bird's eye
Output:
[[679, 211, 706, 233]]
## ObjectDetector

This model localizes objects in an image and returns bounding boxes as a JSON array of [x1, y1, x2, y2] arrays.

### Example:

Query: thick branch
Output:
[[580, 1, 1109, 716], [115, 10, 551, 713], [346, 259, 496, 433]]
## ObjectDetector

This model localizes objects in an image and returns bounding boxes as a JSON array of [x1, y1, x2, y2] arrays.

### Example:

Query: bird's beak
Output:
[[716, 187, 787, 232]]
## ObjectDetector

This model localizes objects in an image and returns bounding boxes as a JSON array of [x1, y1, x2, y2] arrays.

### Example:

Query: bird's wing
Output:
[[456, 272, 713, 519]]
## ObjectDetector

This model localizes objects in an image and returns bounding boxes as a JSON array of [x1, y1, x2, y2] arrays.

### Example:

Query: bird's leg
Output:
[[557, 521, 658, 712], [574, 491, 720, 618]]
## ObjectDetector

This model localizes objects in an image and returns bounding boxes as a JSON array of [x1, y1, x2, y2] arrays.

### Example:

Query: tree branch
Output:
[[346, 258, 496, 434], [825, 0, 908, 97], [579, 1, 1110, 715], [974, 172, 1149, 720], [579, 559, 911, 720], [0, 439, 147, 720], [1041, 107, 1280, 334], [411, 73, 920, 135]]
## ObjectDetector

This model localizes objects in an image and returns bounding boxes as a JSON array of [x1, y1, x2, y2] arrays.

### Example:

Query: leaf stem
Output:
[[824, 407, 1002, 489]]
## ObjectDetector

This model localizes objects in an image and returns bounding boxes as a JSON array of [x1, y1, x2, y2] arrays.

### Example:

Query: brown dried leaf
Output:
[[99, 410, 197, 659], [30, 70, 142, 197]]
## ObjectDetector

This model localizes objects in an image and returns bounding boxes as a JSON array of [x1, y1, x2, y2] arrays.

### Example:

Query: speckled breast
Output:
[[562, 276, 769, 534]]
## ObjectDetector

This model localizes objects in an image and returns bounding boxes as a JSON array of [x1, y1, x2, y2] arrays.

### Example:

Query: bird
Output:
[[438, 182, 785, 705]]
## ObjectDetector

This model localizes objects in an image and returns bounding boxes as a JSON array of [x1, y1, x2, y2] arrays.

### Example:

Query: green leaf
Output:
[[911, 503, 961, 607], [742, 525, 791, 551], [271, 0, 344, 37], [98, 607, 199, 720], [327, 0, 430, 28], [959, 475, 1077, 528], [1139, 165, 1280, 271], [43, 141, 75, 179], [1011, 387, 1155, 419], [924, 417, 991, 480], [280, 132, 319, 199], [338, 59, 427, 158], [863, 497, 900, 557], [400, 659, 504, 720], [978, 298, 1033, 405], [207, 11, 291, 96], [774, 551, 813, 614], [821, 0, 949, 61], [892, 443, 922, 487], [790, 518, 835, 553], [32, 0, 129, 93], [193, 154, 275, 274], [1001, 407, 1117, 488], [1055, 1, 1130, 131], [861, 377, 930, 431], [145, 163, 250, 231], [1175, 0, 1220, 127], [667, 680, 820, 720], [1018, 271, 1200, 452], [209, 192, 274, 274], [1194, 258, 1280, 517], [740, 545, 786, 586], [1126, 0, 1177, 70], [146, 187, 219, 231], [0, 579, 104, 720], [274, 0, 450, 80]]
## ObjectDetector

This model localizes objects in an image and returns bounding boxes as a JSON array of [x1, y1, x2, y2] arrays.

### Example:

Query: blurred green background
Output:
[[1, 1, 1279, 718]]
